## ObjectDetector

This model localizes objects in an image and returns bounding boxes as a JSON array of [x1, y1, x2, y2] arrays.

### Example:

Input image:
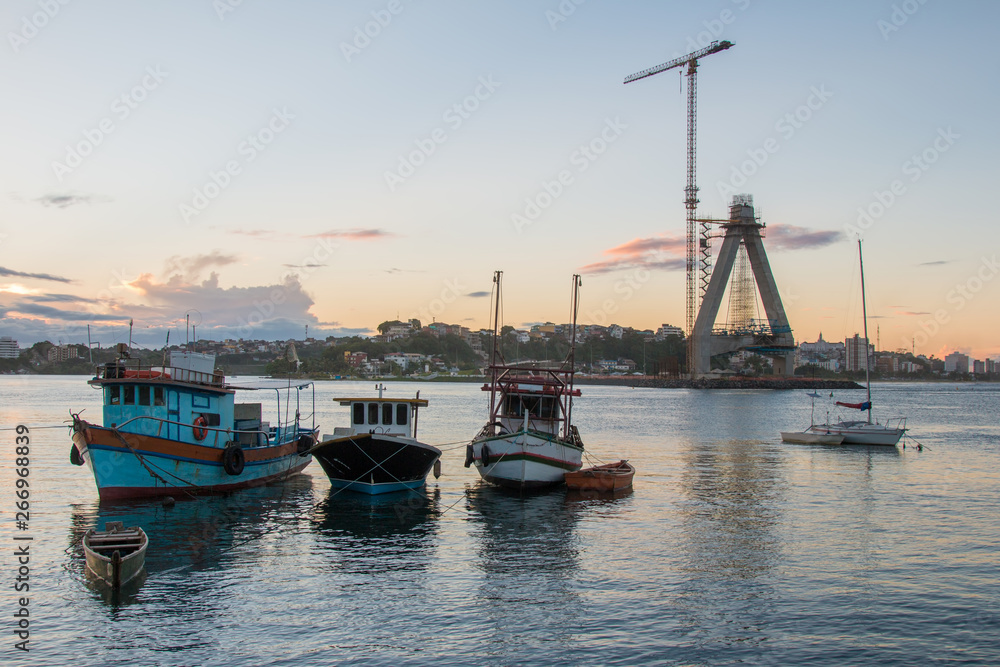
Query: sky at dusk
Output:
[[1, 0, 997, 360]]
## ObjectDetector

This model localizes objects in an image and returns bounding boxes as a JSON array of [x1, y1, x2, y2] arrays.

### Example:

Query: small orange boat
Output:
[[564, 460, 634, 491]]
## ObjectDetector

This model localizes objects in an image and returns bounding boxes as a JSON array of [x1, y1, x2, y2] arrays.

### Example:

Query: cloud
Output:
[[0, 266, 73, 283], [305, 228, 395, 241], [28, 293, 99, 304], [283, 262, 327, 269], [9, 301, 129, 322], [163, 251, 239, 281], [34, 192, 110, 208], [764, 225, 842, 250], [466, 291, 490, 298], [581, 233, 687, 275], [918, 260, 953, 266]]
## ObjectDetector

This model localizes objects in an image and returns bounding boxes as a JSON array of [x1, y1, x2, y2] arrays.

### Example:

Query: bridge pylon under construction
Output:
[[692, 195, 795, 377]]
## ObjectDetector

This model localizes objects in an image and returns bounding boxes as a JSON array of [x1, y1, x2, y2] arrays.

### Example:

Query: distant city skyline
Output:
[[2, 2, 998, 360]]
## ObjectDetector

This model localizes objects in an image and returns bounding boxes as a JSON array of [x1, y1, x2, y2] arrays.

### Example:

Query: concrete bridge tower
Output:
[[691, 195, 795, 377]]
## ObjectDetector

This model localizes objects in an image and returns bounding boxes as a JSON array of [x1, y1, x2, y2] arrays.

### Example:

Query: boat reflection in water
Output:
[[464, 485, 583, 646], [310, 486, 441, 574], [67, 474, 316, 612]]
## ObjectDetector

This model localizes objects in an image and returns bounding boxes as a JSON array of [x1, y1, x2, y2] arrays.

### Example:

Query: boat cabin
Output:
[[484, 370, 581, 437], [91, 349, 314, 449], [332, 395, 428, 439]]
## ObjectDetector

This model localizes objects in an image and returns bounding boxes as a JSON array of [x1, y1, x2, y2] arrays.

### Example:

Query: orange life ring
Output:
[[192, 416, 208, 441]]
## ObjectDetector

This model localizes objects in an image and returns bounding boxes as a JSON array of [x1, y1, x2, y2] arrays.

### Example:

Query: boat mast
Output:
[[858, 239, 872, 424], [564, 274, 581, 439], [488, 270, 503, 424]]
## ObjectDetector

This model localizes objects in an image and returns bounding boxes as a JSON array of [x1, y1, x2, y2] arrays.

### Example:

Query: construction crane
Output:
[[625, 39, 733, 375]]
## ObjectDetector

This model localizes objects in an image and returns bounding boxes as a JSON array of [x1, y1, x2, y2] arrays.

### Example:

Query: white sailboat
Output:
[[803, 240, 906, 446]]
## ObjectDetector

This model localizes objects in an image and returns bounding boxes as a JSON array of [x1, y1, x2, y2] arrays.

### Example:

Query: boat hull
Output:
[[780, 431, 846, 445], [83, 525, 147, 589], [311, 433, 441, 495], [564, 460, 634, 491], [71, 422, 311, 500], [807, 422, 904, 446], [470, 430, 583, 490]]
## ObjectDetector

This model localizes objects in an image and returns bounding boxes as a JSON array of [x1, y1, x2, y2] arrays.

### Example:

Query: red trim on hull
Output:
[[95, 460, 311, 501]]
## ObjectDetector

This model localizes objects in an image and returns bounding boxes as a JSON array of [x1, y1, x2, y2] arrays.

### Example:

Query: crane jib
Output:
[[623, 40, 734, 84]]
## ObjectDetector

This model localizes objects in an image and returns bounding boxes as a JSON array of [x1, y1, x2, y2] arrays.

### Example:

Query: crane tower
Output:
[[624, 40, 733, 377]]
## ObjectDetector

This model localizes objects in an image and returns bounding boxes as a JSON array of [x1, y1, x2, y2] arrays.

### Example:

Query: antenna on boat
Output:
[[489, 270, 503, 423], [128, 318, 133, 350], [564, 274, 582, 439], [186, 313, 190, 350], [162, 329, 170, 367], [858, 239, 872, 424], [87, 324, 93, 364]]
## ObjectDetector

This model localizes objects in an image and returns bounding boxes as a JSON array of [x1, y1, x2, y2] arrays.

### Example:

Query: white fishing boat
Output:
[[803, 240, 906, 446], [466, 272, 584, 490]]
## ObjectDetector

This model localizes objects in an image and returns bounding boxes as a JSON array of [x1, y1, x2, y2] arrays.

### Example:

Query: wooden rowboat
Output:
[[83, 521, 148, 589], [564, 460, 634, 492]]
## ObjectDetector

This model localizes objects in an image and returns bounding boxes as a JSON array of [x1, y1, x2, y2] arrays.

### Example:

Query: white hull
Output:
[[807, 422, 904, 446], [470, 430, 583, 490], [780, 431, 845, 445]]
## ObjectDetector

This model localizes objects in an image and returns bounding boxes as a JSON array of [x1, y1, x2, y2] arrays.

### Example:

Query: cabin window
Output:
[[192, 394, 210, 409], [123, 385, 136, 405], [367, 403, 379, 425], [153, 387, 165, 406], [396, 404, 408, 425], [138, 386, 150, 406], [107, 386, 120, 406], [539, 397, 557, 419], [353, 403, 365, 425], [382, 403, 392, 425]]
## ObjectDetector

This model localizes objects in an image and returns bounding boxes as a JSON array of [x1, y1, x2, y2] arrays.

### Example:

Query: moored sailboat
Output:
[[466, 272, 585, 490], [800, 240, 906, 445]]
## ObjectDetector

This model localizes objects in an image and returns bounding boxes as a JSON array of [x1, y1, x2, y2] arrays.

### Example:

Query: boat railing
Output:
[[94, 360, 225, 388], [108, 414, 313, 448]]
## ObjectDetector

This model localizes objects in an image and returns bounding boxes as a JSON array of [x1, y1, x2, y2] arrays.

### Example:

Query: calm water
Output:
[[1, 376, 998, 666]]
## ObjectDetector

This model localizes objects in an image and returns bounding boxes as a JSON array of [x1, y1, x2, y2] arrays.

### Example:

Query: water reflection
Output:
[[672, 439, 786, 655], [67, 475, 317, 598], [464, 485, 582, 657], [310, 486, 440, 574], [678, 439, 786, 580]]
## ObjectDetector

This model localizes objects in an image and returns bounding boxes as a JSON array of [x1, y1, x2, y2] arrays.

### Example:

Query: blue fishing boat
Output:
[[70, 345, 316, 500]]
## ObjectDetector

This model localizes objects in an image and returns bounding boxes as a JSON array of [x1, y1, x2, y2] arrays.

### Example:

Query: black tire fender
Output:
[[223, 444, 245, 476]]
